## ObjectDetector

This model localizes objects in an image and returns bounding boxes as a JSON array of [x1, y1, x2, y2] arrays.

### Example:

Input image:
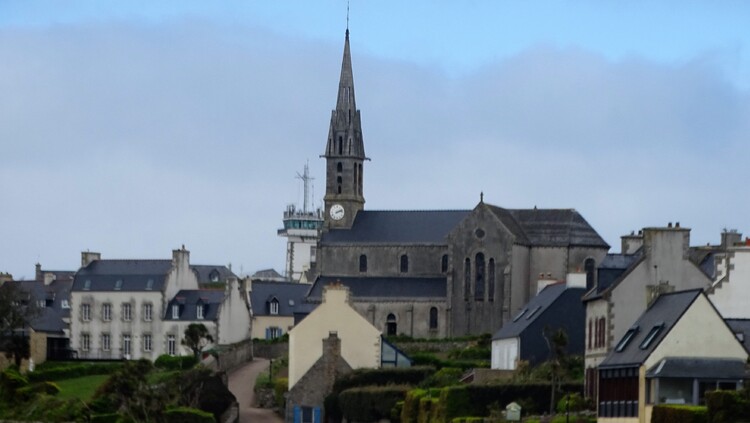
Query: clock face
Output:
[[330, 204, 345, 221]]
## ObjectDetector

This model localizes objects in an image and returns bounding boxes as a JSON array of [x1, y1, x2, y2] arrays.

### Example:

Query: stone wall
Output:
[[253, 342, 288, 359], [212, 339, 254, 372]]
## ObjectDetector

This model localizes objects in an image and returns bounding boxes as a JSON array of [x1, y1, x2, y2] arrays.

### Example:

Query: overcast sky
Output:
[[1, 1, 749, 279]]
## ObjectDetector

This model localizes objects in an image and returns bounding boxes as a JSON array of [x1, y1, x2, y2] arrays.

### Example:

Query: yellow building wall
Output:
[[252, 315, 294, 339], [0, 330, 47, 372]]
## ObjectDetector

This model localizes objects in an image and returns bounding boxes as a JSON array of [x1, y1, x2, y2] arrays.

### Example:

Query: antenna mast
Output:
[[346, 0, 350, 31], [296, 162, 314, 213]]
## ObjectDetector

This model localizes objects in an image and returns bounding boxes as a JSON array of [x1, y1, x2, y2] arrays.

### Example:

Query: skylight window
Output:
[[146, 279, 154, 290], [615, 326, 639, 352], [526, 306, 542, 320], [639, 323, 664, 350], [114, 279, 123, 290], [512, 309, 527, 322], [83, 280, 91, 290]]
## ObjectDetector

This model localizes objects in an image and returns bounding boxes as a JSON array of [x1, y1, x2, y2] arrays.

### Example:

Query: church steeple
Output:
[[323, 29, 367, 230]]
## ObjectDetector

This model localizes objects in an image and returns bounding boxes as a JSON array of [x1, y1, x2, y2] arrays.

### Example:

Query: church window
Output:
[[337, 162, 343, 172], [359, 255, 367, 272], [337, 176, 342, 184], [348, 137, 352, 154], [475, 253, 485, 301], [464, 258, 471, 299], [353, 163, 358, 191], [338, 136, 343, 155], [338, 186, 342, 194], [488, 258, 495, 301], [400, 255, 409, 273], [584, 258, 596, 291], [429, 307, 438, 330], [441, 254, 448, 273], [386, 313, 397, 336], [358, 164, 363, 195]]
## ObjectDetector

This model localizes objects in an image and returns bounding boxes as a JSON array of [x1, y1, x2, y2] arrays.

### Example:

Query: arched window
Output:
[[353, 163, 358, 191], [358, 164, 363, 195], [488, 258, 495, 301], [337, 162, 343, 173], [400, 255, 409, 273], [359, 255, 367, 272], [338, 136, 343, 155], [584, 258, 596, 291], [337, 186, 342, 194], [588, 319, 593, 350], [386, 313, 397, 336], [441, 254, 449, 273], [475, 253, 485, 301], [464, 258, 471, 299], [336, 176, 342, 184], [429, 307, 438, 330]]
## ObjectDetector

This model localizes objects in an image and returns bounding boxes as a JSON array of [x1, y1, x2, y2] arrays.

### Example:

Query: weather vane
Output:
[[346, 0, 350, 31]]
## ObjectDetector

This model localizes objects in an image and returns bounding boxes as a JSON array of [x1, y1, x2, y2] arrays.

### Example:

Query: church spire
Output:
[[323, 29, 367, 229]]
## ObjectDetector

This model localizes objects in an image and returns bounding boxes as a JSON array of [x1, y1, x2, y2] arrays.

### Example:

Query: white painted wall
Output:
[[216, 278, 252, 344], [491, 337, 519, 370], [708, 247, 750, 319], [288, 285, 381, 388]]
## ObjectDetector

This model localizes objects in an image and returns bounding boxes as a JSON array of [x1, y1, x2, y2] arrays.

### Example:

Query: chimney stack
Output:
[[81, 251, 101, 268]]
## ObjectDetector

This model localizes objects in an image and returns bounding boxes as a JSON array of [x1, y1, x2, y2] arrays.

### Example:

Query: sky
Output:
[[1, 1, 749, 279]]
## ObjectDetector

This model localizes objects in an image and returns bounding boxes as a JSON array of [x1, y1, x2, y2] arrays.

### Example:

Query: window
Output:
[[37, 300, 46, 308], [197, 304, 205, 320], [81, 303, 91, 321], [269, 300, 279, 315], [429, 307, 438, 330], [146, 279, 154, 290], [102, 333, 111, 351], [81, 333, 90, 351], [114, 279, 122, 290], [400, 255, 409, 273], [122, 334, 131, 356], [639, 323, 664, 350], [143, 334, 152, 352], [167, 335, 176, 356], [83, 280, 91, 290], [102, 303, 112, 321], [597, 317, 606, 348], [336, 176, 342, 184], [588, 319, 593, 350], [512, 309, 527, 322], [143, 303, 153, 321], [386, 313, 397, 336], [122, 303, 132, 321], [488, 258, 495, 301], [266, 327, 282, 340], [464, 258, 471, 299], [338, 136, 343, 155], [584, 258, 596, 290], [209, 270, 220, 282], [358, 164, 363, 195], [615, 326, 639, 352], [441, 255, 448, 273], [61, 299, 70, 309], [359, 255, 367, 272], [475, 253, 485, 301], [337, 162, 343, 172], [172, 304, 180, 319], [526, 306, 541, 320]]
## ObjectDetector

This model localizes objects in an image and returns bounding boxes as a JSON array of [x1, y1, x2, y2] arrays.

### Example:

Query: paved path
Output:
[[228, 358, 284, 423]]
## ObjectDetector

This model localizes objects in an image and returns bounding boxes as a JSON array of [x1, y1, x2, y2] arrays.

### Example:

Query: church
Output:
[[304, 29, 609, 338]]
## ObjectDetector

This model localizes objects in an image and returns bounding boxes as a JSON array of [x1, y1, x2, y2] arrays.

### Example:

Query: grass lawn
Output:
[[55, 374, 110, 401]]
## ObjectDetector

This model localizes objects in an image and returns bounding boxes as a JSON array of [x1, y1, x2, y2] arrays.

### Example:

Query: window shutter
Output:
[[265, 328, 271, 340]]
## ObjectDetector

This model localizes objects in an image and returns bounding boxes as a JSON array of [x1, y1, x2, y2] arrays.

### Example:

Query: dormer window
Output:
[[269, 299, 279, 315], [172, 304, 180, 319], [209, 270, 220, 283], [83, 280, 91, 290], [146, 279, 154, 290], [114, 279, 122, 290], [61, 300, 70, 309]]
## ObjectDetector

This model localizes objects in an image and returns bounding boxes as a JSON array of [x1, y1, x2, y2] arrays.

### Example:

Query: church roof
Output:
[[307, 276, 447, 300], [321, 210, 470, 244], [507, 208, 609, 248]]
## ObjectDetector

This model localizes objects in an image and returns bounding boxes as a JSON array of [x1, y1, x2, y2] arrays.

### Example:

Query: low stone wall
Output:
[[212, 339, 254, 372], [253, 342, 288, 359]]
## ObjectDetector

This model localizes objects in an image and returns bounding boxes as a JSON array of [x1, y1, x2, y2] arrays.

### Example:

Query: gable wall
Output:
[[217, 280, 251, 344], [708, 248, 750, 319]]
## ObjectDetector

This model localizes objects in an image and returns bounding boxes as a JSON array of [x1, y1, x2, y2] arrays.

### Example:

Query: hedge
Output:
[[89, 413, 120, 423], [338, 385, 411, 422], [651, 404, 707, 423], [450, 418, 484, 423], [332, 366, 435, 393], [17, 381, 61, 400], [27, 362, 122, 382], [410, 353, 489, 370], [165, 407, 216, 423], [706, 390, 750, 423], [418, 396, 440, 423], [154, 354, 198, 370]]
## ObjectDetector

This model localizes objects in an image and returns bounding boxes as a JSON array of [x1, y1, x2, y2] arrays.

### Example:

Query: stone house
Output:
[[69, 247, 251, 360], [310, 29, 609, 338], [597, 289, 747, 423]]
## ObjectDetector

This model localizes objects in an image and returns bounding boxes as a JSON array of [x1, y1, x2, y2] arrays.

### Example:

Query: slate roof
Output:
[[165, 290, 225, 321], [249, 281, 310, 317], [646, 357, 749, 379], [584, 252, 644, 301], [725, 319, 750, 354], [307, 276, 447, 300], [320, 205, 608, 248], [321, 210, 470, 244], [492, 283, 584, 339], [72, 260, 236, 292], [10, 278, 73, 334], [600, 289, 703, 368]]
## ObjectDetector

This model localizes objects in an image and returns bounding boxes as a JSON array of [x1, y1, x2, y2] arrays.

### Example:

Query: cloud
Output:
[[0, 20, 748, 277]]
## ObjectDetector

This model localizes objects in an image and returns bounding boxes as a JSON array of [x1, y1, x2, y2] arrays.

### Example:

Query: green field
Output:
[[55, 374, 110, 401]]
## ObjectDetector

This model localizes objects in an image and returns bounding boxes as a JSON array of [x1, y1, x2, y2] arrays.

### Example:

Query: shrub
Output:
[[274, 377, 288, 408], [409, 353, 489, 370], [338, 385, 411, 422], [418, 396, 440, 423], [401, 388, 428, 423], [556, 392, 588, 413], [706, 389, 750, 423], [421, 367, 464, 388], [333, 366, 435, 393], [0, 366, 29, 400], [165, 407, 216, 423], [17, 380, 61, 400], [89, 413, 120, 423], [155, 354, 198, 371], [451, 418, 484, 423], [448, 345, 491, 360], [651, 404, 707, 423], [27, 361, 121, 382]]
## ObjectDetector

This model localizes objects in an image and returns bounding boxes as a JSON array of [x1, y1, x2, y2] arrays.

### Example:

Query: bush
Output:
[[155, 354, 198, 371], [651, 404, 707, 423], [409, 352, 489, 370], [401, 389, 428, 423], [556, 392, 588, 413], [27, 361, 122, 382], [17, 381, 61, 400], [338, 385, 411, 422], [706, 389, 750, 423], [274, 377, 288, 408], [451, 418, 484, 423], [89, 413, 120, 423], [333, 366, 435, 393], [165, 407, 216, 423], [0, 366, 29, 400], [421, 367, 464, 388], [448, 346, 491, 360]]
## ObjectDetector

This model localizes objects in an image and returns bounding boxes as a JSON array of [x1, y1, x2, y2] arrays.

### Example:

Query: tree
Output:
[[182, 323, 214, 359], [543, 326, 569, 414], [0, 282, 40, 367]]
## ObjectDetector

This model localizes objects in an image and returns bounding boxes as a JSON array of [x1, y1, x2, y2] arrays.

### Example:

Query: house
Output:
[[582, 225, 714, 398], [705, 230, 750, 318], [286, 283, 410, 423], [597, 289, 748, 422], [491, 273, 587, 370], [0, 266, 74, 369], [248, 280, 310, 340], [301, 28, 609, 338], [70, 247, 250, 360]]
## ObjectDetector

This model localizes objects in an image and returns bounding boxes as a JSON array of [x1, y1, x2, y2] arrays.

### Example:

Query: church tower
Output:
[[323, 29, 367, 230]]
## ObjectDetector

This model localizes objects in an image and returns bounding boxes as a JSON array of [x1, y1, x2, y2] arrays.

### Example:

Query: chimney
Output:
[[721, 229, 742, 249], [642, 225, 690, 261], [81, 251, 101, 268], [43, 273, 55, 286], [323, 331, 342, 386], [172, 245, 190, 268], [35, 263, 42, 281], [0, 272, 12, 286], [621, 230, 644, 255], [566, 272, 586, 289]]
